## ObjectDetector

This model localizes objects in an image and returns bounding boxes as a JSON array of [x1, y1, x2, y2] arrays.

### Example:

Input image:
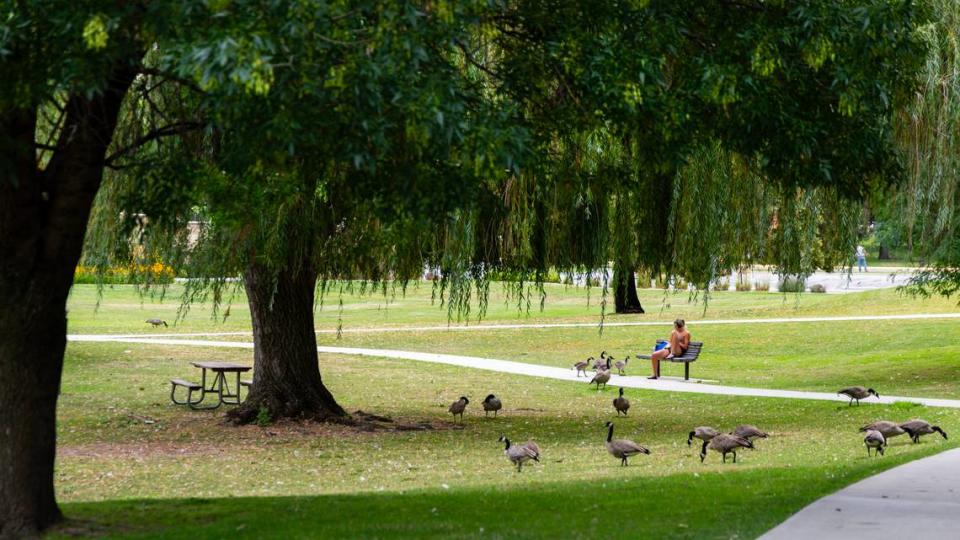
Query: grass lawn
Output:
[[51, 284, 960, 538]]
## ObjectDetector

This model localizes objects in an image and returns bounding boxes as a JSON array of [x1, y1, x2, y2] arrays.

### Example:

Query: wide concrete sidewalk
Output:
[[761, 448, 960, 539]]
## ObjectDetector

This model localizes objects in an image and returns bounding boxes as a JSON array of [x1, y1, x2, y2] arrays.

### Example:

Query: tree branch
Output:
[[105, 121, 204, 165], [453, 39, 500, 80]]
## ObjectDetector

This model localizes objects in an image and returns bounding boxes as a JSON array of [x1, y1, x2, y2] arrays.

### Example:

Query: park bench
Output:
[[170, 378, 203, 405], [636, 341, 703, 381]]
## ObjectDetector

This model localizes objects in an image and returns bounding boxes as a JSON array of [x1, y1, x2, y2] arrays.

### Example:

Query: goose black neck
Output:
[[503, 438, 511, 450], [606, 424, 614, 443]]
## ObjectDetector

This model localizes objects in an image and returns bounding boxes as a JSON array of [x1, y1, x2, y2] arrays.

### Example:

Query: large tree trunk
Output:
[[227, 261, 347, 424], [613, 263, 645, 314], [0, 65, 138, 536]]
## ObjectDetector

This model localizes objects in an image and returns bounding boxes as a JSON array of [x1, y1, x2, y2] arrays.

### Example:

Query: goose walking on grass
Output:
[[482, 394, 503, 418], [590, 359, 612, 390], [614, 357, 629, 375], [448, 396, 469, 423], [687, 426, 720, 446], [732, 425, 768, 441], [603, 421, 650, 466], [612, 387, 630, 416], [899, 420, 948, 443], [838, 386, 880, 406], [859, 420, 906, 445], [498, 434, 540, 472], [145, 318, 168, 327], [864, 429, 886, 456], [700, 433, 753, 463], [574, 358, 593, 377]]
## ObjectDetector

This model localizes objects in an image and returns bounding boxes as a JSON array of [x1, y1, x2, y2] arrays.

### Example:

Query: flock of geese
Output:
[[445, 362, 950, 471]]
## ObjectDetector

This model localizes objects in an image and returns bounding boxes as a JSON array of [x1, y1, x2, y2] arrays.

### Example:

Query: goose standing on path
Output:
[[498, 434, 540, 472], [613, 387, 630, 416], [732, 425, 768, 441], [594, 353, 610, 372], [687, 426, 720, 446], [864, 429, 886, 456], [899, 420, 948, 443], [590, 358, 612, 390], [482, 394, 503, 418], [838, 386, 880, 406], [603, 421, 650, 466], [700, 433, 753, 463], [614, 357, 629, 375], [448, 396, 469, 423], [574, 357, 593, 377], [859, 420, 907, 445]]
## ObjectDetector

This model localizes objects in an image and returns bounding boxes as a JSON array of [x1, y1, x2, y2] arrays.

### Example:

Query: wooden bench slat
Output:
[[170, 378, 202, 389]]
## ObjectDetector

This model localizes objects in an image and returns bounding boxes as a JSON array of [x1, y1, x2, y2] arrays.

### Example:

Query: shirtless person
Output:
[[649, 319, 690, 379]]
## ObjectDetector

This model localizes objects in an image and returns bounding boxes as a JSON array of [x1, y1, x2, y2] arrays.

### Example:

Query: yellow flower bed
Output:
[[74, 263, 175, 284]]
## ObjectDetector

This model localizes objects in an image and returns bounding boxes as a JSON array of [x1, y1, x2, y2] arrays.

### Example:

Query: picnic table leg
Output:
[[685, 362, 689, 381], [190, 369, 222, 410]]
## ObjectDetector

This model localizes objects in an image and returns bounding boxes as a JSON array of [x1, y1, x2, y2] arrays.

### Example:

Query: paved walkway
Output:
[[74, 311, 960, 339], [68, 335, 960, 408], [761, 448, 960, 539]]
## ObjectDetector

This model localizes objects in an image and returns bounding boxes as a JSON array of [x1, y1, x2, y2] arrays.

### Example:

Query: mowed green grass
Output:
[[52, 284, 960, 538], [66, 281, 958, 335]]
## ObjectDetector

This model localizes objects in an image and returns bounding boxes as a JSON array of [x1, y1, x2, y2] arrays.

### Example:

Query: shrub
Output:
[[712, 277, 731, 291], [256, 405, 272, 427], [754, 280, 770, 292], [735, 280, 753, 291], [778, 276, 806, 293], [810, 283, 827, 293], [74, 263, 175, 285]]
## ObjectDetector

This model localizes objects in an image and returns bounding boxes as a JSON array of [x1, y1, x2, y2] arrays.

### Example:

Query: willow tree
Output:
[[468, 0, 924, 295], [886, 0, 960, 298], [86, 1, 523, 424]]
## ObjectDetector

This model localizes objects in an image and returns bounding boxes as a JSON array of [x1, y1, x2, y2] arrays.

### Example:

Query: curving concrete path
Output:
[[68, 335, 960, 409], [72, 311, 960, 339], [761, 448, 960, 539]]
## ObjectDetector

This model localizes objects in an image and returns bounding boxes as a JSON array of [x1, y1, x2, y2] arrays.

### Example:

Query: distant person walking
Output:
[[855, 245, 867, 272]]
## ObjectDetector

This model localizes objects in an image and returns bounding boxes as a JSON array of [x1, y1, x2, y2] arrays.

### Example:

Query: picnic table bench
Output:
[[169, 362, 251, 410], [636, 341, 703, 381]]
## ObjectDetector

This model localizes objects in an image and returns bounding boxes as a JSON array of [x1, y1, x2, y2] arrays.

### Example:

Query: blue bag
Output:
[[654, 340, 669, 352]]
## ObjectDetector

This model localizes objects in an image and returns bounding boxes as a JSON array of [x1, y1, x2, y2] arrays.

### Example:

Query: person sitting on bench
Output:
[[648, 318, 690, 379]]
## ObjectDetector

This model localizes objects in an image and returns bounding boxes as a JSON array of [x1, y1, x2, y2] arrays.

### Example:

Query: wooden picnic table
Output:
[[188, 361, 251, 410]]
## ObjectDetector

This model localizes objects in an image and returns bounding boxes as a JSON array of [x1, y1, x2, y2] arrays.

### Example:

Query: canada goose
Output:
[[838, 386, 880, 406], [590, 360, 613, 390], [145, 318, 168, 327], [614, 357, 629, 375], [482, 394, 502, 417], [687, 426, 720, 446], [864, 429, 886, 456], [613, 387, 630, 416], [593, 355, 608, 372], [899, 420, 948, 443], [498, 434, 540, 472], [859, 420, 906, 445], [574, 357, 593, 377], [732, 425, 768, 440], [448, 396, 469, 422], [603, 421, 650, 466], [700, 433, 753, 463]]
